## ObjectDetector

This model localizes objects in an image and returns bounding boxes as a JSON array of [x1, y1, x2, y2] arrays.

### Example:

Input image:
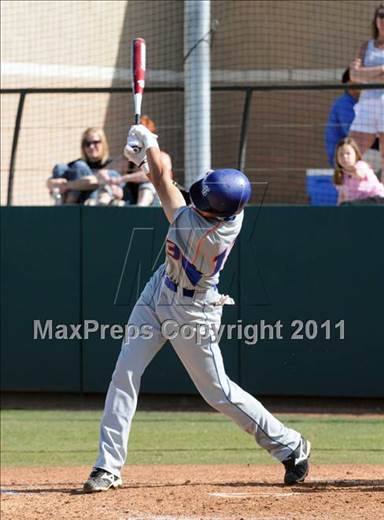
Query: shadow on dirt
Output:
[[2, 478, 384, 495]]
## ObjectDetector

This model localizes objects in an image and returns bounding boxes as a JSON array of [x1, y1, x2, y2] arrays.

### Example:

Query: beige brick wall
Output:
[[1, 0, 378, 205], [211, 0, 370, 71]]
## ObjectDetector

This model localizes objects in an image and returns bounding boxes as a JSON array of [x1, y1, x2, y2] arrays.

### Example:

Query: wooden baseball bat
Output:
[[131, 38, 146, 124]]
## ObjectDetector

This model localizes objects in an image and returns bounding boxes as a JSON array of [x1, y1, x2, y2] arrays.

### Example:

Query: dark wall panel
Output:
[[81, 207, 199, 394], [1, 206, 383, 397], [239, 207, 384, 397], [1, 207, 81, 391]]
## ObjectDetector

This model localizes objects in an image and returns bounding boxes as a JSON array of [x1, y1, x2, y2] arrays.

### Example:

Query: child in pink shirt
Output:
[[333, 137, 384, 205]]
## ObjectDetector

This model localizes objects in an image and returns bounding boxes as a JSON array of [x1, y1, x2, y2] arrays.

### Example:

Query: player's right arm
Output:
[[146, 147, 186, 223]]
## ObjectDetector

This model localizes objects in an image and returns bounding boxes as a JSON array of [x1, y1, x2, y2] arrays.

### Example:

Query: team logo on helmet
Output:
[[201, 179, 210, 196]]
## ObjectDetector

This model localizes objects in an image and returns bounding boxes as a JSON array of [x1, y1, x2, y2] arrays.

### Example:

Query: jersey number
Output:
[[166, 240, 227, 286]]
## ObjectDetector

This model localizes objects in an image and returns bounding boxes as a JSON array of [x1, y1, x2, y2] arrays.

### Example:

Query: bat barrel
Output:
[[132, 38, 146, 125]]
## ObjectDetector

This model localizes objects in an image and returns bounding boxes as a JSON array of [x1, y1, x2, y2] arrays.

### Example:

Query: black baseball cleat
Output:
[[282, 437, 311, 485], [83, 468, 122, 493]]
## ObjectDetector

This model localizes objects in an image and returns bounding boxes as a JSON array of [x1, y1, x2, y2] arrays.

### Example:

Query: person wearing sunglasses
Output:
[[349, 3, 384, 175], [47, 127, 123, 205]]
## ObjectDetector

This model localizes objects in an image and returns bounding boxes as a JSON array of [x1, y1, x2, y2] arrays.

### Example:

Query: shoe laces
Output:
[[90, 468, 110, 478]]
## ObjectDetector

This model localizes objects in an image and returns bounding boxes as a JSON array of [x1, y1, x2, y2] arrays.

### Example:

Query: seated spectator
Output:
[[325, 68, 381, 172], [90, 116, 172, 207], [333, 137, 384, 205], [47, 127, 123, 205], [47, 119, 181, 208]]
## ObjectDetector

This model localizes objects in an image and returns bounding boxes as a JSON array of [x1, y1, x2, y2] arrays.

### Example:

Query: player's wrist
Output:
[[143, 135, 159, 151]]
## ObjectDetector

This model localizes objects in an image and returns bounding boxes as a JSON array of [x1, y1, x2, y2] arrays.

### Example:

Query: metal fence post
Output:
[[7, 90, 27, 206], [237, 88, 253, 172]]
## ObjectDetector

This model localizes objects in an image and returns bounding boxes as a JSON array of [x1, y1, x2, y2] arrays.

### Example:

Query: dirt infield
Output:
[[1, 465, 383, 520]]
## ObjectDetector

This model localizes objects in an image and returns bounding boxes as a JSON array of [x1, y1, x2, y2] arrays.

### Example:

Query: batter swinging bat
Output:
[[131, 38, 146, 124]]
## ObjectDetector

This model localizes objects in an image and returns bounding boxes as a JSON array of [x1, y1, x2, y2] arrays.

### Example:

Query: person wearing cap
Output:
[[82, 123, 311, 494]]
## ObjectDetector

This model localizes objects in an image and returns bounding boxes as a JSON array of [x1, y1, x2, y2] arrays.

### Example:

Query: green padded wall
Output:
[[0, 207, 81, 391], [1, 206, 383, 397], [239, 207, 384, 397]]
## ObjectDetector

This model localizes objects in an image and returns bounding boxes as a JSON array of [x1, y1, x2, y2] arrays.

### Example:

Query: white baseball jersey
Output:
[[165, 207, 244, 290]]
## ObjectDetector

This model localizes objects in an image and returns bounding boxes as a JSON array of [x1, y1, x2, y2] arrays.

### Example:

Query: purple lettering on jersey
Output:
[[181, 256, 203, 286], [166, 239, 202, 286], [166, 239, 181, 260]]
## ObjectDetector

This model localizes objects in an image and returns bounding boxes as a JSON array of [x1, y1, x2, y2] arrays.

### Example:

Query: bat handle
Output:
[[134, 114, 140, 125]]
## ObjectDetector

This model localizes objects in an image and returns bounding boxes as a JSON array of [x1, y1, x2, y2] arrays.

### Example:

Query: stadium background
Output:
[[1, 5, 384, 517], [1, 0, 379, 205], [1, 0, 384, 396]]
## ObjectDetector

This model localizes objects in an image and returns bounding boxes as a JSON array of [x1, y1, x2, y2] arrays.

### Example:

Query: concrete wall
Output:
[[1, 0, 378, 205]]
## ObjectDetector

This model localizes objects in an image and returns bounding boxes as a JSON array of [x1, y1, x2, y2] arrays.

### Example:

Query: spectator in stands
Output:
[[47, 127, 124, 205], [333, 137, 384, 205], [349, 3, 384, 173], [47, 118, 177, 207], [73, 116, 167, 207], [325, 69, 361, 166], [325, 69, 381, 172]]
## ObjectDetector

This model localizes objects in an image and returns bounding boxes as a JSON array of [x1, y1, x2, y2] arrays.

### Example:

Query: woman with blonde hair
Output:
[[333, 137, 384, 205], [47, 127, 123, 205]]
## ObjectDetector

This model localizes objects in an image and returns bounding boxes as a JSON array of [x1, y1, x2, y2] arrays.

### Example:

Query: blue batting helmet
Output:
[[189, 168, 251, 218]]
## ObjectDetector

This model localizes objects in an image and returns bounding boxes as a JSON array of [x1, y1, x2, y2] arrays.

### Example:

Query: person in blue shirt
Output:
[[325, 69, 360, 166]]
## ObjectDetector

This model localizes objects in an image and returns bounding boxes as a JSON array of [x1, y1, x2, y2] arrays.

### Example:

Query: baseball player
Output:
[[83, 124, 311, 493]]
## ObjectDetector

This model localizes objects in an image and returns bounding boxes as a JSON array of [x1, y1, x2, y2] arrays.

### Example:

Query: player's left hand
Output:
[[123, 134, 148, 169]]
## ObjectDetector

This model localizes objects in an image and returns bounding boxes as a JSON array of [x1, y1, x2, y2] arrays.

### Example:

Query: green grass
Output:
[[1, 410, 383, 467]]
